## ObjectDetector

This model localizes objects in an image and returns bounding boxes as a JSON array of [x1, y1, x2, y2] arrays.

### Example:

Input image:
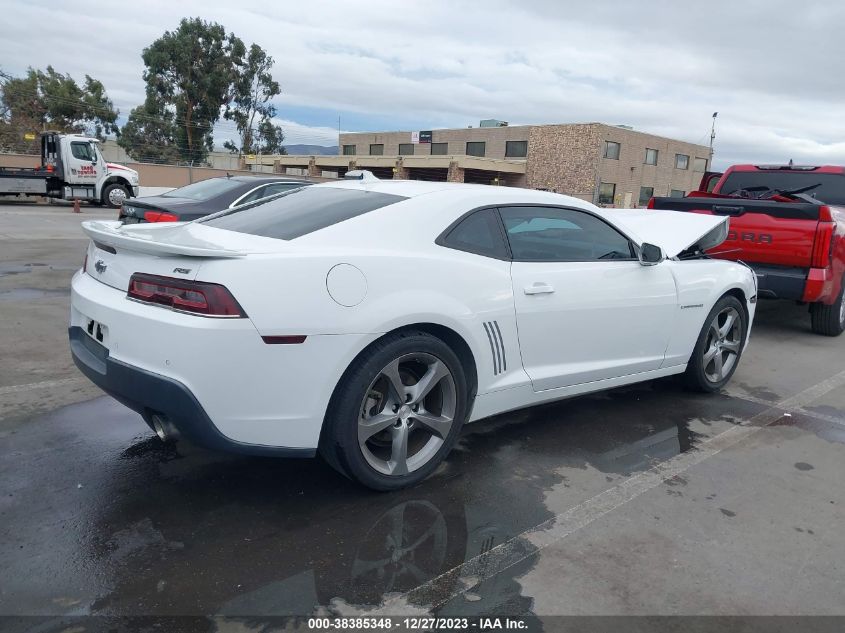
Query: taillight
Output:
[[82, 250, 88, 274], [646, 198, 656, 209], [818, 205, 833, 222], [127, 273, 246, 317], [811, 221, 835, 268], [143, 210, 179, 223]]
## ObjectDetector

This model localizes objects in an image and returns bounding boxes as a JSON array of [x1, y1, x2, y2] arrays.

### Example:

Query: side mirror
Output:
[[639, 242, 665, 266]]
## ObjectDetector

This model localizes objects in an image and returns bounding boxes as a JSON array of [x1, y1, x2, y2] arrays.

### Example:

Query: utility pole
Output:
[[709, 112, 718, 168]]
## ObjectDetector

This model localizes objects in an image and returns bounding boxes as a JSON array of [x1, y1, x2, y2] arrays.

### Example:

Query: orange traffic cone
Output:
[[73, 199, 81, 214]]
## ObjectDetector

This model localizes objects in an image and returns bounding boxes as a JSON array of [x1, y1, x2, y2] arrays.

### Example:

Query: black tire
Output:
[[809, 277, 845, 336], [685, 295, 748, 393], [102, 183, 129, 209], [319, 330, 469, 491]]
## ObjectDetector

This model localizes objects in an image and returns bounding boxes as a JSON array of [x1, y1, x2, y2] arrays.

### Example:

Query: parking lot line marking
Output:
[[726, 390, 845, 428], [0, 377, 84, 396], [373, 368, 845, 614], [794, 408, 845, 427]]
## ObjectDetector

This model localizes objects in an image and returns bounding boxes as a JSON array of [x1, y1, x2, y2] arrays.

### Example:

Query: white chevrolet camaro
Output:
[[70, 174, 756, 490]]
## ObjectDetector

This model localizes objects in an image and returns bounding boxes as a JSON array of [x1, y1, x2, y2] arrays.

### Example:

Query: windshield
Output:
[[201, 186, 407, 240], [162, 178, 243, 201], [719, 171, 845, 205]]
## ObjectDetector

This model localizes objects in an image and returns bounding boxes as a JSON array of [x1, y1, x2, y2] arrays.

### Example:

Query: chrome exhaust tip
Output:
[[150, 414, 180, 442]]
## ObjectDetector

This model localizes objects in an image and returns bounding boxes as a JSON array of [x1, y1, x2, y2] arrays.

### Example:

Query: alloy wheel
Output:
[[358, 352, 456, 476], [702, 306, 742, 383]]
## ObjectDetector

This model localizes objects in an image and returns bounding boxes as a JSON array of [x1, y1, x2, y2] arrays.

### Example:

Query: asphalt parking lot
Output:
[[1, 203, 844, 624]]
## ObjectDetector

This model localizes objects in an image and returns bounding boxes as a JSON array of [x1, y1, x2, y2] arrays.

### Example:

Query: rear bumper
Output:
[[69, 326, 314, 457], [748, 263, 837, 303], [749, 263, 807, 301], [69, 270, 379, 453]]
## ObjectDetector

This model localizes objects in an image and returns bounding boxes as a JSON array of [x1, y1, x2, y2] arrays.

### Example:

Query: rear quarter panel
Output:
[[195, 246, 525, 396]]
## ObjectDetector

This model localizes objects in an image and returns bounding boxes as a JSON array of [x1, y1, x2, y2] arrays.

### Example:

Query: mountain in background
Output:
[[283, 144, 339, 155]]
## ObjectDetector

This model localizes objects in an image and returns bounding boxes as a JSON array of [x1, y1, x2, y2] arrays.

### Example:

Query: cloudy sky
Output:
[[1, 0, 843, 168]]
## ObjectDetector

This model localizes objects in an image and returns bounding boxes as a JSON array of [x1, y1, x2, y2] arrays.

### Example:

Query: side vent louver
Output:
[[483, 320, 507, 375]]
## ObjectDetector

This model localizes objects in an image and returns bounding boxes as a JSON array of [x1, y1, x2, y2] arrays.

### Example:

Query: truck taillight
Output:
[[811, 221, 835, 268], [143, 210, 179, 223], [127, 273, 247, 318], [646, 198, 656, 209], [818, 205, 833, 222]]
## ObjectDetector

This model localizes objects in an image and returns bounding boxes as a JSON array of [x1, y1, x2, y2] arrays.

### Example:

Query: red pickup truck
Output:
[[649, 164, 845, 336]]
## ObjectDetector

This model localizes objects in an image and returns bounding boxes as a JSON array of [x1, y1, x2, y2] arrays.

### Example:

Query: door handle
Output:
[[524, 282, 555, 295]]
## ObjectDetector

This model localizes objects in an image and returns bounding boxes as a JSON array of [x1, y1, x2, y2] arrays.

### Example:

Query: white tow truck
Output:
[[0, 131, 139, 208]]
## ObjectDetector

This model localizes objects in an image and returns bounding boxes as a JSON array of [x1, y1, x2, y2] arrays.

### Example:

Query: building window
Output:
[[398, 143, 414, 156], [639, 186, 654, 206], [670, 189, 686, 198], [505, 140, 528, 158], [603, 141, 620, 160], [693, 157, 708, 172], [675, 154, 689, 170], [466, 141, 486, 157], [598, 182, 616, 205], [430, 142, 448, 155], [369, 144, 384, 156], [644, 148, 658, 165], [342, 145, 356, 156]]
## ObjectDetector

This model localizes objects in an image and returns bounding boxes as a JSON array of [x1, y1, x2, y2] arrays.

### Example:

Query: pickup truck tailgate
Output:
[[650, 197, 821, 267]]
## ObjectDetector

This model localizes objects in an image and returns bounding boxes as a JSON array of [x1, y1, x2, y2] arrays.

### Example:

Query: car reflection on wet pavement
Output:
[[1, 377, 766, 618]]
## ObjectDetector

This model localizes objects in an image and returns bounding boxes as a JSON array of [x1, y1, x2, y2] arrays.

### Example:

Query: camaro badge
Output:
[[94, 260, 107, 274]]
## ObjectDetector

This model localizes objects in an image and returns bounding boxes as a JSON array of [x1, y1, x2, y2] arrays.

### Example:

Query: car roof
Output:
[[312, 178, 598, 208], [287, 179, 617, 249]]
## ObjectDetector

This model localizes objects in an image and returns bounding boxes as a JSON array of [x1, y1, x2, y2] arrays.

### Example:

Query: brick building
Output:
[[246, 122, 711, 207], [340, 122, 711, 207]]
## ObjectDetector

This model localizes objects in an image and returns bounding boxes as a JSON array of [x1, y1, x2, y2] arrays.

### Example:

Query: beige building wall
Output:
[[0, 153, 327, 191], [339, 122, 710, 206], [524, 124, 601, 201], [594, 124, 710, 207], [339, 126, 531, 158]]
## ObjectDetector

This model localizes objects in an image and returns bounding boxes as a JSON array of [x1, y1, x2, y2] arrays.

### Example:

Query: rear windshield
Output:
[[162, 178, 243, 200], [201, 186, 407, 240], [718, 171, 845, 205]]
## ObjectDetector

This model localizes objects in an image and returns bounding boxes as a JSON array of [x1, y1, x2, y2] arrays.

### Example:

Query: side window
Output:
[[71, 142, 95, 161], [237, 185, 269, 205], [260, 183, 300, 198], [238, 183, 301, 206], [439, 208, 509, 259], [500, 206, 634, 262]]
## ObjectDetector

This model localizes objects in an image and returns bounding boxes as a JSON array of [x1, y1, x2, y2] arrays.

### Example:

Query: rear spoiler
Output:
[[81, 220, 246, 258]]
